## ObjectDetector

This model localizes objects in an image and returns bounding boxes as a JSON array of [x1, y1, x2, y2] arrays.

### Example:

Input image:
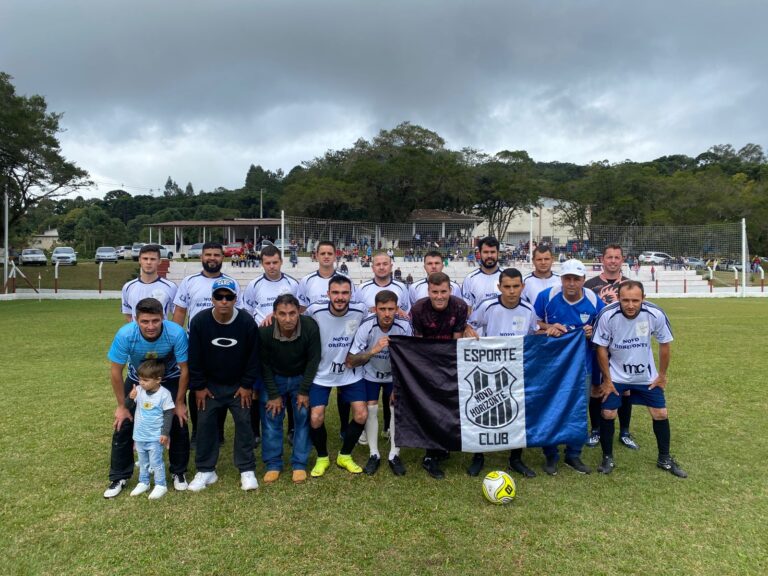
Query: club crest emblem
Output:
[[464, 366, 519, 429], [636, 321, 649, 337]]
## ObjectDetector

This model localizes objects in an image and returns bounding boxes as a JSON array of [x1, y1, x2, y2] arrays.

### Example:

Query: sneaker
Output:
[[542, 456, 558, 476], [508, 457, 537, 478], [292, 470, 307, 483], [358, 431, 368, 446], [311, 456, 331, 478], [466, 453, 484, 477], [363, 455, 381, 476], [129, 482, 149, 497], [172, 473, 189, 491], [336, 454, 363, 474], [619, 433, 640, 450], [241, 471, 259, 491], [103, 479, 127, 499], [657, 456, 688, 478], [388, 456, 407, 476], [586, 430, 600, 448], [597, 455, 615, 475], [422, 457, 445, 480], [564, 456, 592, 474], [148, 485, 168, 500], [263, 470, 280, 484], [188, 471, 218, 492]]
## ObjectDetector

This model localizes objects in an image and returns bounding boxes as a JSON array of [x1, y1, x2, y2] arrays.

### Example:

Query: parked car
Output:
[[52, 246, 77, 265], [95, 246, 119, 263], [224, 242, 245, 257], [115, 245, 132, 259], [684, 257, 706, 270], [20, 248, 47, 266], [187, 243, 204, 259], [131, 243, 145, 261], [639, 251, 673, 264]]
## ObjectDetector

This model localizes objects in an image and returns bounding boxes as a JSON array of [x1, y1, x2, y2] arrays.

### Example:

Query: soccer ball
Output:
[[482, 470, 516, 505]]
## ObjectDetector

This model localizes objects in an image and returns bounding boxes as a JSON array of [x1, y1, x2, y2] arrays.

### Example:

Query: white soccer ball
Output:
[[482, 470, 516, 505]]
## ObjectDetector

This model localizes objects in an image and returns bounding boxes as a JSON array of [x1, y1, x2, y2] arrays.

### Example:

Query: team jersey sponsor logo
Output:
[[211, 337, 238, 348]]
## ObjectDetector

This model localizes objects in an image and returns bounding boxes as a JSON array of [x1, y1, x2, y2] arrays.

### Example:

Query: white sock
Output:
[[388, 405, 400, 460], [365, 404, 380, 458]]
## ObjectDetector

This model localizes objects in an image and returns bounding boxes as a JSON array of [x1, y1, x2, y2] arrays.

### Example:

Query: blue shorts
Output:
[[602, 383, 666, 410], [363, 379, 394, 403], [309, 381, 367, 407]]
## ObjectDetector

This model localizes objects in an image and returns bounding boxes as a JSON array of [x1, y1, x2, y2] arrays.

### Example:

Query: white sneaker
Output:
[[358, 430, 368, 446], [172, 473, 189, 491], [148, 485, 168, 500], [188, 471, 218, 492], [130, 482, 150, 496], [240, 471, 259, 491], [103, 479, 127, 499]]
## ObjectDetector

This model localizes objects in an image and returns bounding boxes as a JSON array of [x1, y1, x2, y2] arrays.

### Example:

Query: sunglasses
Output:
[[212, 292, 236, 301]]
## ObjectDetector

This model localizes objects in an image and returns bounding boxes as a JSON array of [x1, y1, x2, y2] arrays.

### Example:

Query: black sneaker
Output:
[[466, 453, 484, 477], [363, 455, 381, 476], [422, 457, 445, 480], [597, 455, 615, 474], [586, 430, 600, 448], [619, 433, 640, 450], [564, 456, 592, 474], [388, 455, 407, 476], [508, 457, 537, 478], [103, 479, 127, 499], [657, 456, 688, 478], [542, 456, 558, 476]]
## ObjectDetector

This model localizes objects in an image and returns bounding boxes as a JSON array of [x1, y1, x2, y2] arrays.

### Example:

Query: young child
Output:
[[126, 359, 175, 499]]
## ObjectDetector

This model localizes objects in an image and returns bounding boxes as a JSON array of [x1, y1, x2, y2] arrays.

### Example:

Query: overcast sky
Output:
[[2, 0, 766, 198]]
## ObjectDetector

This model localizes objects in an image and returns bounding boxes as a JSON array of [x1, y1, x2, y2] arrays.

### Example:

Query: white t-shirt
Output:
[[173, 272, 242, 326], [468, 296, 538, 337], [461, 268, 502, 309], [350, 315, 413, 383], [592, 301, 674, 385], [133, 386, 175, 443], [357, 279, 411, 312], [409, 278, 462, 307], [297, 270, 358, 308], [521, 271, 560, 305], [305, 301, 368, 387], [121, 277, 178, 319], [243, 273, 299, 324]]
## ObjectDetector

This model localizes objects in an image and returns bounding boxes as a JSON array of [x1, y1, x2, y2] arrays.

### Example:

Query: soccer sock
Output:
[[341, 420, 365, 455], [618, 396, 633, 435], [653, 418, 671, 458], [388, 407, 400, 460], [600, 417, 615, 456], [365, 404, 380, 458], [309, 424, 328, 457], [337, 396, 351, 435], [509, 448, 523, 462], [589, 396, 602, 432]]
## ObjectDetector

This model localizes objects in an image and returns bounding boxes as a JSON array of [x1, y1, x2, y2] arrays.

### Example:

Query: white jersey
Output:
[[297, 270, 358, 308], [592, 301, 673, 385], [461, 268, 502, 309], [357, 278, 411, 313], [350, 314, 413, 383], [243, 273, 299, 324], [173, 272, 242, 326], [468, 296, 538, 337], [409, 278, 462, 307], [121, 277, 177, 319], [521, 271, 560, 305], [305, 301, 368, 387]]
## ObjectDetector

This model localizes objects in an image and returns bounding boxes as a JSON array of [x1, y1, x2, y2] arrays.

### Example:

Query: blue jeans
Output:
[[261, 375, 310, 471], [136, 440, 166, 486]]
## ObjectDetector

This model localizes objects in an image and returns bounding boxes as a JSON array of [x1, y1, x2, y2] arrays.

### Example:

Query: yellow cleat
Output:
[[311, 456, 331, 477], [336, 454, 363, 474]]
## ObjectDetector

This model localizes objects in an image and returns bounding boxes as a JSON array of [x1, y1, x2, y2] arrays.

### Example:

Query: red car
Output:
[[223, 242, 245, 257]]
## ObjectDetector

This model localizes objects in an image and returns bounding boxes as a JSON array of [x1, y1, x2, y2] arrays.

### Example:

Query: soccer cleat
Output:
[[241, 471, 259, 491], [363, 455, 381, 476], [586, 430, 600, 448], [103, 479, 127, 499], [311, 456, 331, 478], [597, 455, 616, 475], [188, 471, 218, 492], [422, 457, 445, 480], [565, 456, 592, 474], [508, 457, 537, 478], [542, 456, 558, 476], [388, 456, 407, 476], [172, 473, 189, 491], [292, 470, 307, 483], [129, 482, 149, 497], [466, 453, 484, 477], [336, 454, 363, 474], [148, 485, 168, 500], [263, 470, 280, 484], [619, 433, 640, 450], [358, 430, 368, 446], [657, 456, 688, 478]]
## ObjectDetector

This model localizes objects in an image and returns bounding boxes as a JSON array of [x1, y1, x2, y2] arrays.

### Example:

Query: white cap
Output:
[[560, 259, 586, 277]]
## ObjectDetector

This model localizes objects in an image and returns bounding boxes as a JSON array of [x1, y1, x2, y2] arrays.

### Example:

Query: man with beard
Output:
[[521, 245, 560, 306], [409, 250, 463, 307], [121, 244, 177, 321], [584, 244, 638, 451], [461, 237, 502, 315], [172, 242, 242, 459]]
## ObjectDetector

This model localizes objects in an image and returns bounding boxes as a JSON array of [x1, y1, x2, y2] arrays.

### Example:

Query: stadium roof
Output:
[[408, 209, 482, 224], [147, 218, 282, 227]]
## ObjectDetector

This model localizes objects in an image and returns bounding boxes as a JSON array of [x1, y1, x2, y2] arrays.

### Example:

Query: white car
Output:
[[639, 251, 673, 264], [52, 246, 78, 265], [95, 246, 118, 263], [20, 248, 47, 266], [187, 243, 204, 259], [131, 243, 146, 261], [115, 245, 132, 259]]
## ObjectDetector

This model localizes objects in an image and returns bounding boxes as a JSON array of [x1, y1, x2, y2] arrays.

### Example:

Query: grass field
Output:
[[5, 261, 139, 291], [1, 299, 766, 575]]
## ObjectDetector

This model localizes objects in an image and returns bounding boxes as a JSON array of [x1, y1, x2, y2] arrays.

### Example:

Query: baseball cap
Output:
[[211, 277, 238, 294], [560, 259, 586, 277]]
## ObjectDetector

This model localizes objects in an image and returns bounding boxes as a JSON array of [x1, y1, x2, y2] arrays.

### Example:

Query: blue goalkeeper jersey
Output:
[[108, 320, 188, 383]]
